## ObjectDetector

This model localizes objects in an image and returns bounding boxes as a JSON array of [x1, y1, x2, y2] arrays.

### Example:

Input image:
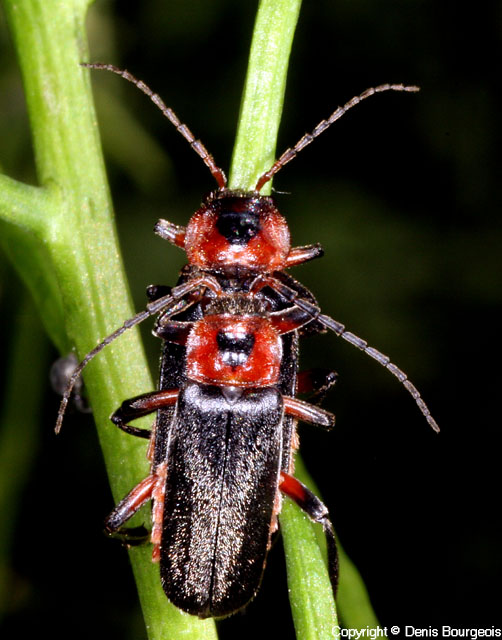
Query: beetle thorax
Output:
[[185, 313, 282, 387], [184, 191, 291, 276]]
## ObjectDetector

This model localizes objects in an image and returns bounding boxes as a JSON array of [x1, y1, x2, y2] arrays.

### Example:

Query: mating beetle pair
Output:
[[57, 64, 438, 619]]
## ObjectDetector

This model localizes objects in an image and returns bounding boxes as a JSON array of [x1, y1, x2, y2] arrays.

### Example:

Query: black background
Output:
[[0, 1, 500, 638]]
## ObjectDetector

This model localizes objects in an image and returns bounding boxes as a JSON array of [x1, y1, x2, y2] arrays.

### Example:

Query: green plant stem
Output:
[[0, 0, 215, 637], [295, 458, 385, 636], [229, 0, 302, 193]]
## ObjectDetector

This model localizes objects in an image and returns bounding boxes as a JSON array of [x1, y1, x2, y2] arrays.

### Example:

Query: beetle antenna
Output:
[[55, 293, 184, 434], [82, 62, 227, 188], [258, 276, 439, 432], [317, 312, 439, 432], [255, 83, 419, 192], [56, 275, 221, 434]]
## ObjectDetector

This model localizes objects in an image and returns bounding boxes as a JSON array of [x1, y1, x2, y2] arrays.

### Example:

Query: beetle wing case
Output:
[[160, 382, 284, 618]]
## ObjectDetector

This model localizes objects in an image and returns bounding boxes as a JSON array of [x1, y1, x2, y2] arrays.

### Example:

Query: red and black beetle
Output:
[[104, 290, 338, 617], [57, 64, 438, 618]]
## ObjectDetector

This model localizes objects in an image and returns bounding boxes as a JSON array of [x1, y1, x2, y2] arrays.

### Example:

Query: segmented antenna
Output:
[[55, 297, 184, 434], [258, 276, 439, 433], [82, 62, 227, 188], [318, 312, 440, 433], [56, 304, 162, 434], [255, 83, 420, 192], [55, 276, 221, 434]]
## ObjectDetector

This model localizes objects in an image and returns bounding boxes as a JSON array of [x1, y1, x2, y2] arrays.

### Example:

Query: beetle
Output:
[[104, 288, 339, 617], [56, 63, 439, 618]]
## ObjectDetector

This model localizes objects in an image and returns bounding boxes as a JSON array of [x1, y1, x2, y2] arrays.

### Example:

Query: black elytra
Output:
[[159, 382, 284, 618]]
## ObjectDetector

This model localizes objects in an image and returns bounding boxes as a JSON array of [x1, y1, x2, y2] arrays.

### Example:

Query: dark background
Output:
[[0, 1, 500, 638]]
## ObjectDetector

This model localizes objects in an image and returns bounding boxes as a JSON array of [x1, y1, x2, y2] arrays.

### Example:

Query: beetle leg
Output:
[[104, 474, 156, 544], [297, 368, 338, 404], [283, 396, 335, 430], [269, 304, 316, 334], [285, 243, 324, 267], [105, 527, 151, 546], [146, 284, 172, 301], [154, 218, 186, 248], [279, 471, 338, 595], [104, 462, 168, 560], [150, 461, 168, 563], [153, 319, 194, 343], [111, 389, 179, 438]]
